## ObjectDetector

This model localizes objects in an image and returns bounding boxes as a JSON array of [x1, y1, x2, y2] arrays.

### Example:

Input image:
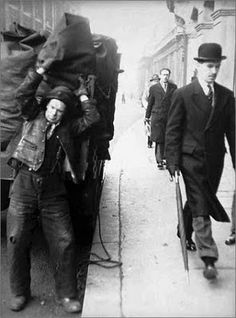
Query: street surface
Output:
[[0, 97, 143, 318], [82, 114, 235, 317]]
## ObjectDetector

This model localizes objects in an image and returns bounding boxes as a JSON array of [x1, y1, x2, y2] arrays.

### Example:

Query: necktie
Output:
[[46, 123, 55, 139], [164, 83, 167, 92], [207, 84, 213, 106]]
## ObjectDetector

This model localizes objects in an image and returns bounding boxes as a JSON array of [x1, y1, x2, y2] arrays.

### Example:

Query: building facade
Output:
[[139, 0, 235, 94], [0, 0, 77, 34]]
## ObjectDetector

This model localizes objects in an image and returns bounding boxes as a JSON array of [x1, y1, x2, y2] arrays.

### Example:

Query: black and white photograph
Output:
[[0, 0, 235, 317]]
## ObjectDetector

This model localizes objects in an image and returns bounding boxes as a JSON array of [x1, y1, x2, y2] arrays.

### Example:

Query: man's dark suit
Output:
[[146, 81, 177, 164], [146, 82, 177, 143], [165, 79, 235, 242]]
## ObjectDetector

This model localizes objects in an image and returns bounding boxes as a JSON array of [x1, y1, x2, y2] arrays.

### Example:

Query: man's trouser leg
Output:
[[7, 172, 38, 297], [40, 179, 77, 299], [192, 216, 218, 260], [147, 136, 152, 147], [183, 202, 193, 241], [155, 142, 164, 164], [231, 191, 235, 235]]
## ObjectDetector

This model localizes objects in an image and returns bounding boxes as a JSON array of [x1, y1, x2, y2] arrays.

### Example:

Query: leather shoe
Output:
[[225, 234, 235, 245], [162, 159, 167, 166], [57, 297, 82, 313], [186, 239, 196, 251], [203, 264, 218, 280], [157, 163, 164, 170], [10, 295, 29, 311]]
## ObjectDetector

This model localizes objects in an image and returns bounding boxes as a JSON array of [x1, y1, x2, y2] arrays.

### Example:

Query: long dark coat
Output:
[[145, 82, 177, 142], [165, 79, 235, 222]]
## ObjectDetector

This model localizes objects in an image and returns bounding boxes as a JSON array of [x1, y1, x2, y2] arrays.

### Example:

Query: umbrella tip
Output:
[[186, 270, 190, 285]]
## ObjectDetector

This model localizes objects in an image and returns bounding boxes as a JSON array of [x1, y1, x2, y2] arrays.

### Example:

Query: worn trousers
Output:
[[7, 168, 77, 299], [155, 142, 164, 164]]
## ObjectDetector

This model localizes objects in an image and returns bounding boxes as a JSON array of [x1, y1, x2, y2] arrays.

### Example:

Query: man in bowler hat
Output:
[[165, 43, 235, 280]]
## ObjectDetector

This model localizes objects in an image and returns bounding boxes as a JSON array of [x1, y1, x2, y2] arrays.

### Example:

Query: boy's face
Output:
[[197, 61, 221, 84], [45, 99, 66, 123]]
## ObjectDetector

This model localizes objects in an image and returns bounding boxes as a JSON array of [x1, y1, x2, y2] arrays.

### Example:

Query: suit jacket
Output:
[[145, 82, 177, 142], [165, 79, 235, 221]]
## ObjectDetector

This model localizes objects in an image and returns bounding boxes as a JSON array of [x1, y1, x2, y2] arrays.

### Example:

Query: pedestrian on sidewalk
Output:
[[6, 59, 100, 312], [141, 74, 160, 110], [142, 74, 160, 148], [145, 68, 177, 169], [121, 92, 126, 104], [225, 190, 235, 245], [165, 43, 235, 280]]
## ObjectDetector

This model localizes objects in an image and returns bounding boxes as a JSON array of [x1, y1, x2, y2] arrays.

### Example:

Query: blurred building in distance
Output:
[[139, 0, 235, 94], [0, 0, 79, 33]]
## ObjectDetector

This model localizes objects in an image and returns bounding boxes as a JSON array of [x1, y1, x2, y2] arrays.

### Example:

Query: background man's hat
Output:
[[194, 43, 226, 62], [150, 74, 159, 81]]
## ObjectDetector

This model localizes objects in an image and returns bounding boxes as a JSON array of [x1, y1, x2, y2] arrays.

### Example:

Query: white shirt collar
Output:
[[160, 81, 168, 90], [198, 78, 214, 95]]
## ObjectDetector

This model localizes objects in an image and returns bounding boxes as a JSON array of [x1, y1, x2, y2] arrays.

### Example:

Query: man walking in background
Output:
[[225, 190, 235, 245], [165, 43, 235, 280], [145, 68, 177, 168], [142, 74, 160, 148], [141, 73, 160, 110]]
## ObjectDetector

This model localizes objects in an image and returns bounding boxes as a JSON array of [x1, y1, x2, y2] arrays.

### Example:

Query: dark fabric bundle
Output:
[[92, 34, 121, 141], [93, 34, 119, 93], [37, 12, 96, 92], [0, 24, 49, 149], [2, 22, 35, 42]]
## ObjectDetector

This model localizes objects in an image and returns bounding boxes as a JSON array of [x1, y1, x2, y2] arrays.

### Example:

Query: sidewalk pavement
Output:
[[82, 118, 235, 317]]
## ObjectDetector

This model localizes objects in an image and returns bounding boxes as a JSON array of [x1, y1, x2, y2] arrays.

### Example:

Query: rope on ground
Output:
[[89, 206, 122, 268], [77, 168, 122, 270]]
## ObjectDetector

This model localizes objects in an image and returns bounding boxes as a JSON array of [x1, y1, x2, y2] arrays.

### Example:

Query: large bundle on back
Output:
[[36, 16, 121, 161], [37, 13, 96, 95], [0, 23, 48, 150], [91, 34, 122, 160], [0, 24, 48, 180]]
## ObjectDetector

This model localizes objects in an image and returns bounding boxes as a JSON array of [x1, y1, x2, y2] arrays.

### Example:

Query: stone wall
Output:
[[186, 2, 235, 90], [0, 0, 73, 33]]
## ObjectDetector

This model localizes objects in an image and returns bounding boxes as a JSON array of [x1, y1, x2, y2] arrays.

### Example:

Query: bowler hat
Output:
[[150, 74, 159, 82], [47, 86, 75, 106], [194, 43, 226, 62]]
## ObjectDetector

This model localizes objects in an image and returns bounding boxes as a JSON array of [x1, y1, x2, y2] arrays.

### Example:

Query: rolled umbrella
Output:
[[175, 174, 190, 283]]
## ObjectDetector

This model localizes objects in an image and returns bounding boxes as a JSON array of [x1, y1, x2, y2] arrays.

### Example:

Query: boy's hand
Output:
[[74, 75, 88, 98], [36, 58, 55, 74]]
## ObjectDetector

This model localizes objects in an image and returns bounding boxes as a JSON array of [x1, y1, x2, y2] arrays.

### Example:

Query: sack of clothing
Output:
[[0, 23, 48, 150], [91, 34, 122, 159], [37, 12, 96, 92]]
